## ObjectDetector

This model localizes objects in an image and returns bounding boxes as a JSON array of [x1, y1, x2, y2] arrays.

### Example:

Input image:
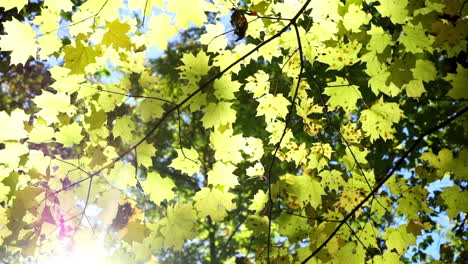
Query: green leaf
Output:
[[411, 59, 437, 82], [169, 148, 201, 176], [0, 109, 29, 141], [372, 251, 404, 264], [366, 25, 394, 53], [214, 74, 241, 100], [113, 116, 136, 143], [336, 242, 366, 263], [210, 129, 245, 164], [342, 4, 371, 32], [141, 171, 176, 205], [319, 169, 344, 192], [256, 93, 290, 122], [108, 162, 137, 190], [324, 77, 362, 112], [33, 91, 77, 125], [102, 19, 132, 50], [136, 141, 156, 168], [194, 187, 236, 221], [282, 173, 325, 209], [54, 122, 84, 147], [383, 225, 416, 254], [440, 186, 468, 219], [159, 203, 197, 250], [375, 0, 408, 24], [399, 23, 434, 54], [63, 34, 99, 74], [201, 102, 237, 129], [207, 161, 239, 189], [248, 189, 268, 214], [360, 97, 405, 142], [445, 64, 468, 99], [316, 39, 362, 70]]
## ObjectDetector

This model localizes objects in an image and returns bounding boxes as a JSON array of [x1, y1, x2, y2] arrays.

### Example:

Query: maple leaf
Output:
[[399, 23, 434, 54], [324, 77, 362, 112], [54, 122, 84, 147], [440, 186, 468, 219], [159, 203, 197, 250], [207, 161, 239, 189], [0, 18, 38, 65], [244, 71, 270, 98], [136, 141, 156, 168], [167, 0, 214, 28], [44, 0, 74, 12], [383, 225, 416, 254], [246, 162, 265, 179], [33, 91, 77, 125], [102, 19, 132, 50], [397, 185, 433, 220], [63, 34, 100, 74], [199, 23, 229, 53], [141, 171, 176, 205], [0, 0, 28, 11], [411, 59, 437, 82], [277, 213, 309, 243], [169, 148, 201, 176], [404, 79, 426, 97], [214, 74, 241, 101], [336, 242, 366, 263], [375, 0, 408, 24], [0, 109, 29, 141], [420, 148, 468, 181], [256, 93, 290, 122], [317, 39, 362, 70], [360, 98, 405, 142], [194, 187, 236, 221], [372, 251, 403, 264], [281, 173, 325, 209], [319, 169, 344, 192], [128, 0, 165, 13], [342, 4, 371, 32], [210, 129, 246, 164], [201, 102, 237, 129], [2, 0, 467, 261], [108, 162, 137, 190], [366, 65, 401, 97], [248, 190, 268, 214], [113, 116, 137, 143], [178, 50, 211, 83], [444, 64, 468, 99], [366, 25, 394, 53]]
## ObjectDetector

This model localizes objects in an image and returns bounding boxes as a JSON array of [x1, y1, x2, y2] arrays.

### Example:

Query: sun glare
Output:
[[45, 245, 105, 264]]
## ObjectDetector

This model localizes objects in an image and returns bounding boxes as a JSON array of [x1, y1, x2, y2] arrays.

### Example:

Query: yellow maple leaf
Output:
[[0, 0, 28, 11], [102, 19, 132, 50], [63, 34, 100, 74], [0, 109, 29, 141], [0, 18, 37, 65], [145, 14, 178, 51], [44, 0, 73, 12], [167, 0, 215, 28]]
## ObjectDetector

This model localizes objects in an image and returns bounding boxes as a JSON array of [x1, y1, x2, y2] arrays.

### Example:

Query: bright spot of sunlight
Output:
[[46, 246, 105, 264]]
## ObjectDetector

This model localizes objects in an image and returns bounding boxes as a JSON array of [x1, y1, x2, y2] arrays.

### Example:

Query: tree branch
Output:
[[301, 106, 468, 263]]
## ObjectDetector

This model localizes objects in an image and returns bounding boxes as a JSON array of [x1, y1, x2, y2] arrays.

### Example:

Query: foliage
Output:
[[0, 0, 467, 263]]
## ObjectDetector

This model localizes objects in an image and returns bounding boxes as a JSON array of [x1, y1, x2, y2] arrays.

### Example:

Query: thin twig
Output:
[[266, 20, 307, 263]]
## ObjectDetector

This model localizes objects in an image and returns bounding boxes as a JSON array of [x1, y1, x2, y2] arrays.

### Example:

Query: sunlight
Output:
[[46, 246, 105, 264]]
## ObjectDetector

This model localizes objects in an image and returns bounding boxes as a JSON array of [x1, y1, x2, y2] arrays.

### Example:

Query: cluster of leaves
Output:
[[0, 0, 467, 263]]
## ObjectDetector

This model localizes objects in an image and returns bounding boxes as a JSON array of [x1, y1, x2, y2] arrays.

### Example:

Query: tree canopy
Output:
[[0, 0, 467, 263]]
